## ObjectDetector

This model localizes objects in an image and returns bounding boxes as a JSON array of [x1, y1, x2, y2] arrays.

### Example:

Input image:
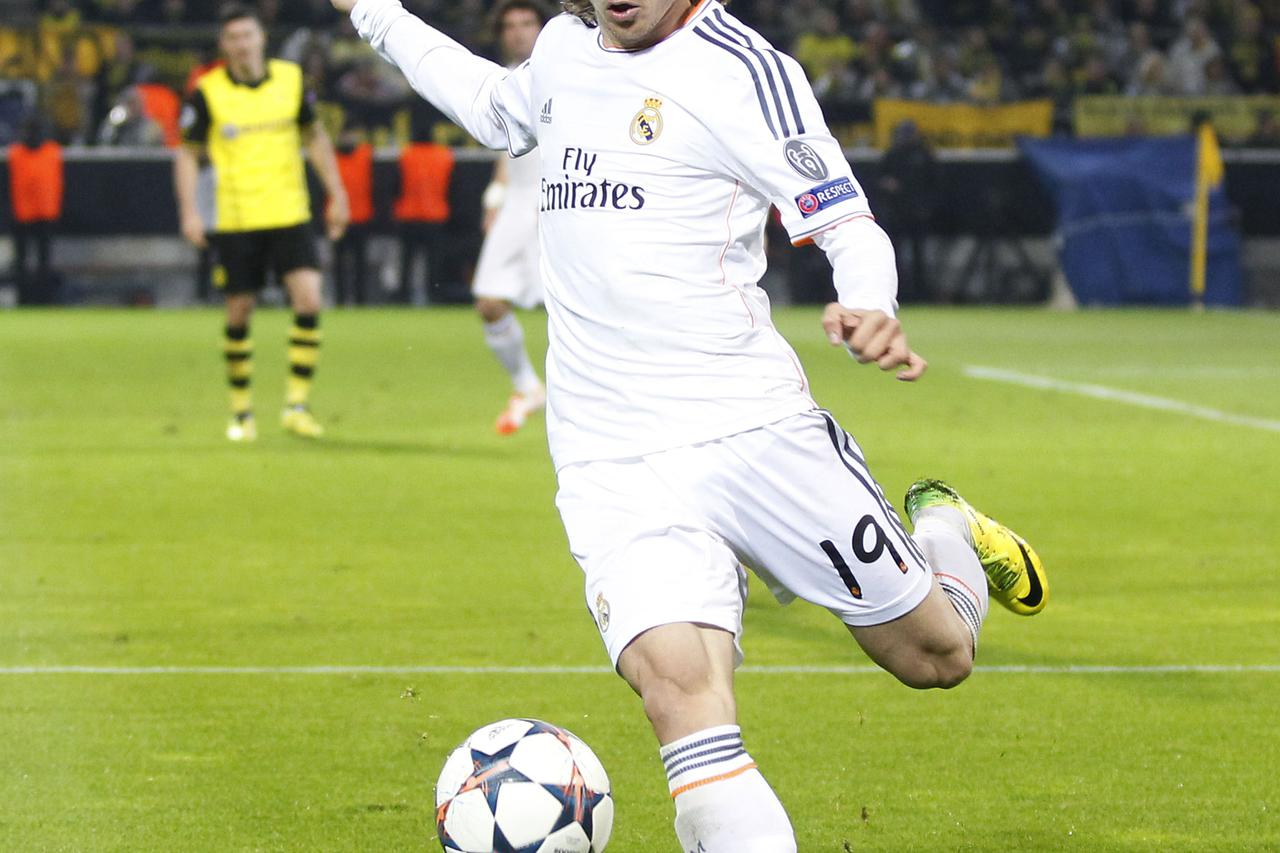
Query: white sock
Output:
[[912, 506, 989, 652], [661, 725, 796, 853], [482, 313, 541, 395]]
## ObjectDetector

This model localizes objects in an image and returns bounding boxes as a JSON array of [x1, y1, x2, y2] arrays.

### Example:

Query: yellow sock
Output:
[[224, 325, 253, 415], [286, 314, 321, 406]]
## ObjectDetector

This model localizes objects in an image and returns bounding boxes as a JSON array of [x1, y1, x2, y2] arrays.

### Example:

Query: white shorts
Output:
[[554, 410, 934, 667], [472, 207, 542, 309]]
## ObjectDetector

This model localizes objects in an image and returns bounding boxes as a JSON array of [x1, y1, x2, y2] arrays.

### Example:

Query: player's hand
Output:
[[821, 303, 927, 382], [330, 0, 357, 13], [482, 208, 498, 233], [180, 211, 207, 249], [326, 192, 350, 241]]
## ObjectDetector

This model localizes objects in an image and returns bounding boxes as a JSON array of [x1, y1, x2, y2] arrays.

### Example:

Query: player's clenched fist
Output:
[[330, 0, 356, 13], [822, 303, 927, 381]]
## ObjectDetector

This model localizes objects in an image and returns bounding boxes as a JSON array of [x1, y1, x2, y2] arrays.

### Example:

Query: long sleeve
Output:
[[813, 216, 899, 317], [350, 0, 537, 154]]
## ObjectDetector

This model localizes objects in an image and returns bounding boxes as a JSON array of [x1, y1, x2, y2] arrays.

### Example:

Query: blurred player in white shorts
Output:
[[342, 0, 1050, 849], [473, 0, 549, 435]]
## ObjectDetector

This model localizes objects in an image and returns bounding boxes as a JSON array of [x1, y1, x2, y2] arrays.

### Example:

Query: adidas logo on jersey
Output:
[[541, 98, 553, 125]]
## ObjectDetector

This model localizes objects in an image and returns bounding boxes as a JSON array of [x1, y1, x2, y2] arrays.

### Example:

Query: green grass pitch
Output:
[[2, 306, 1278, 851]]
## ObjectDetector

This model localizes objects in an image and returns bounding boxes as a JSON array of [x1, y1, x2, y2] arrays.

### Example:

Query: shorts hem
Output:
[[603, 613, 742, 669], [833, 567, 933, 628]]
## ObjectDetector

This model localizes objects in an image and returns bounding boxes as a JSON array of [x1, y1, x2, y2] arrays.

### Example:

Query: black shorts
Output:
[[210, 223, 320, 294]]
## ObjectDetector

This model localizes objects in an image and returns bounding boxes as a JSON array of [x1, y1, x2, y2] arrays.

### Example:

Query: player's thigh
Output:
[[555, 457, 748, 672], [717, 410, 933, 630], [616, 622, 738, 742], [268, 222, 318, 279], [210, 230, 269, 296]]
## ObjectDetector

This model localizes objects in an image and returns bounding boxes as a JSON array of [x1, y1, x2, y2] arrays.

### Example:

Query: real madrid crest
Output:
[[595, 592, 611, 631], [630, 97, 664, 145]]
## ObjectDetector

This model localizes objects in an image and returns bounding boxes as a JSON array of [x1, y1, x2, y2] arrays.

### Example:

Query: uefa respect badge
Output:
[[795, 177, 858, 218]]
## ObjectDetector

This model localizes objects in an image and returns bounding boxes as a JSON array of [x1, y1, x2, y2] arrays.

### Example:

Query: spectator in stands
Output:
[[793, 8, 857, 82], [7, 116, 63, 305], [1006, 25, 1053, 94], [1115, 22, 1163, 89], [1030, 0, 1072, 42], [1078, 54, 1123, 95], [143, 0, 192, 25], [1223, 3, 1280, 93], [39, 0, 83, 44], [976, 0, 1017, 54], [95, 82, 164, 144], [1085, 0, 1131, 65], [1123, 0, 1177, 46], [1167, 16, 1224, 94], [1027, 56, 1077, 133], [967, 56, 1006, 103], [1127, 50, 1177, 94], [87, 0, 145, 24], [915, 50, 969, 102], [1202, 54, 1240, 94], [810, 53, 862, 122], [45, 48, 95, 143]]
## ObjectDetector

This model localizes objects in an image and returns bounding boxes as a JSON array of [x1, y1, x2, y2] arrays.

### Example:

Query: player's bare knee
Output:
[[291, 292, 322, 315], [226, 297, 254, 327], [640, 674, 733, 734], [885, 643, 972, 690], [933, 646, 973, 688]]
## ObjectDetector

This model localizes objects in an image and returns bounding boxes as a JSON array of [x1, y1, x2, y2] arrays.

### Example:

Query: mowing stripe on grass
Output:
[[964, 365, 1280, 433], [0, 664, 1277, 675]]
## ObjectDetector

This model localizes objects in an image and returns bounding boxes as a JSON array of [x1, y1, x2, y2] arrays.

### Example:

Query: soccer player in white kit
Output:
[[473, 0, 550, 435], [336, 0, 1050, 848]]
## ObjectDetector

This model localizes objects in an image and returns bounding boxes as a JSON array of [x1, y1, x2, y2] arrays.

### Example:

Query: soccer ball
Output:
[[435, 718, 614, 853]]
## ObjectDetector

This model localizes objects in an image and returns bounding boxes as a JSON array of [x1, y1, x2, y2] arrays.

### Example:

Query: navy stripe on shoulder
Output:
[[704, 11, 790, 138], [692, 25, 779, 140], [712, 8, 806, 136]]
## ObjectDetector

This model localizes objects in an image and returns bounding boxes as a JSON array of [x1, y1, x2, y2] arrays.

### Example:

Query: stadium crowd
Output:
[[3, 0, 1280, 147]]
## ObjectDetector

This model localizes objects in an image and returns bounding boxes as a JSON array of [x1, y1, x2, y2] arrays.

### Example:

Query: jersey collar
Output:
[[597, 0, 716, 54], [227, 63, 272, 88]]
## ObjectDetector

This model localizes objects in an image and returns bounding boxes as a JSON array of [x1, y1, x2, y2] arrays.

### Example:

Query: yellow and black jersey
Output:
[[181, 59, 315, 233]]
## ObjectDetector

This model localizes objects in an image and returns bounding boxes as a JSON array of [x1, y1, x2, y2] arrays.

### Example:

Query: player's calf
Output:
[[850, 583, 975, 690]]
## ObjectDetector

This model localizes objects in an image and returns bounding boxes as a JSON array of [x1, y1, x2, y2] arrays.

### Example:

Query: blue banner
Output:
[[1019, 136, 1241, 306]]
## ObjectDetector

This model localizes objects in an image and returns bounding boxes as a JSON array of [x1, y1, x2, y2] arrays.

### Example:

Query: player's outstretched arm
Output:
[[816, 217, 927, 382], [331, 0, 534, 153]]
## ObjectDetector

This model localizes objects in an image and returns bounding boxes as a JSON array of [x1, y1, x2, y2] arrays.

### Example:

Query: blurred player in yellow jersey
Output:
[[174, 3, 349, 441]]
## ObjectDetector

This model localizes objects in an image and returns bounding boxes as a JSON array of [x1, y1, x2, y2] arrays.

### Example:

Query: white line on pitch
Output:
[[0, 664, 1276, 675], [964, 365, 1280, 433]]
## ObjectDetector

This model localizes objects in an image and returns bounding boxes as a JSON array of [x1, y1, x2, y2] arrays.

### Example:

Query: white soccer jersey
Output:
[[354, 0, 889, 469]]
